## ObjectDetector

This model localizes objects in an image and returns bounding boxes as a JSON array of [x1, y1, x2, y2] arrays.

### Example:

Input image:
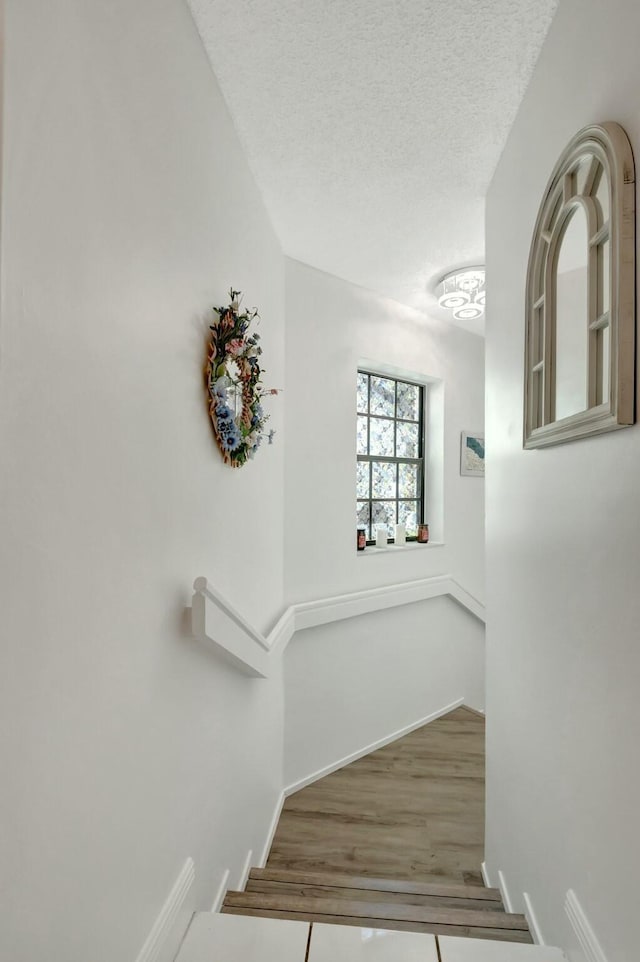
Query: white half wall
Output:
[[0, 2, 285, 960], [485, 3, 640, 961], [283, 258, 485, 605], [283, 596, 485, 789]]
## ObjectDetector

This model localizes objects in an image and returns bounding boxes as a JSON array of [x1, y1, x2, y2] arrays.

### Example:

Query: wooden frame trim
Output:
[[524, 122, 636, 449]]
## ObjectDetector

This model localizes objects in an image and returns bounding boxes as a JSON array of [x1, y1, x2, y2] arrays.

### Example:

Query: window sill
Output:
[[357, 541, 444, 556]]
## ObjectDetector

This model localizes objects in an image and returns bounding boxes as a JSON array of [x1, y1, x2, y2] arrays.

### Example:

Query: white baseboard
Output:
[[523, 891, 545, 945], [134, 857, 195, 962], [210, 868, 230, 913], [480, 861, 492, 887], [237, 849, 254, 890], [565, 889, 608, 962], [462, 705, 485, 717], [497, 869, 514, 913], [259, 791, 286, 867], [284, 699, 465, 796]]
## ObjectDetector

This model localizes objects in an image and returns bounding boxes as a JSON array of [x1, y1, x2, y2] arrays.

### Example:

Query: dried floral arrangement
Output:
[[206, 289, 278, 467]]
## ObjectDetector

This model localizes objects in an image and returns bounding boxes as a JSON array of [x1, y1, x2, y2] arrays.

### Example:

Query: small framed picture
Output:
[[460, 431, 485, 477]]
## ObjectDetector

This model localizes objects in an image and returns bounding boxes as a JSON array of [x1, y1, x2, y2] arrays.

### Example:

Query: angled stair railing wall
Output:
[[191, 574, 485, 678]]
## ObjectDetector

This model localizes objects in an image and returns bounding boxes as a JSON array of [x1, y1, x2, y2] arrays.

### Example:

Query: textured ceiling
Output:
[[187, 0, 558, 332]]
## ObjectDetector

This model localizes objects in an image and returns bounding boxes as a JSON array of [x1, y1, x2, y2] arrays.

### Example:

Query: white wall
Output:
[[282, 260, 485, 787], [0, 2, 285, 960], [284, 598, 485, 788], [284, 258, 486, 604], [485, 2, 640, 960]]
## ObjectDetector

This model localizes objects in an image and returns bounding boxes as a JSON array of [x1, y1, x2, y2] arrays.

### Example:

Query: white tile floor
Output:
[[308, 924, 438, 962], [176, 914, 567, 962], [438, 936, 567, 962], [175, 912, 309, 962]]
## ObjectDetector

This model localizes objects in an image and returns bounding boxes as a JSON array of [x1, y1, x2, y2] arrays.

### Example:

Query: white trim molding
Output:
[[497, 869, 514, 913], [282, 699, 466, 796], [134, 858, 195, 962], [192, 575, 485, 678], [210, 868, 230, 914], [523, 891, 546, 945], [565, 889, 609, 962], [259, 792, 286, 868], [237, 849, 254, 890], [192, 578, 269, 677]]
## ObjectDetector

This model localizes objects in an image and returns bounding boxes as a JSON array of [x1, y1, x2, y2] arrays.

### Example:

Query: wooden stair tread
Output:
[[248, 867, 502, 902], [223, 890, 528, 930], [245, 879, 504, 911]]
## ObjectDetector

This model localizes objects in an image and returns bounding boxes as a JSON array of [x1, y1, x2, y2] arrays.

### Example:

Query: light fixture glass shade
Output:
[[438, 290, 470, 310], [436, 267, 485, 322], [453, 303, 484, 320]]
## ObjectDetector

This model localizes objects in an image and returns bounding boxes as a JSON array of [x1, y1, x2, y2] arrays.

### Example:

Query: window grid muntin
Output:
[[357, 370, 425, 544], [529, 151, 612, 431]]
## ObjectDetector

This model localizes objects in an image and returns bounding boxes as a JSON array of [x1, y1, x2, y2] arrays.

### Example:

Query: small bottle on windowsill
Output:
[[357, 527, 366, 551], [417, 523, 430, 543]]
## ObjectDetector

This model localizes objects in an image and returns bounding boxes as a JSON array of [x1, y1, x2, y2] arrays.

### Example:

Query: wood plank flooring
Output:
[[267, 707, 485, 886]]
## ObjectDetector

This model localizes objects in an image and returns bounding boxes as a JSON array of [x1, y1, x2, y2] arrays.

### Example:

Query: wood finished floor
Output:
[[267, 707, 485, 886]]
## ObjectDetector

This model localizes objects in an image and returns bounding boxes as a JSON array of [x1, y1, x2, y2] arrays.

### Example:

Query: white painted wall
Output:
[[0, 4, 488, 959], [284, 598, 485, 788], [282, 260, 485, 788], [0, 1, 285, 960], [284, 258, 486, 604], [485, 2, 640, 960]]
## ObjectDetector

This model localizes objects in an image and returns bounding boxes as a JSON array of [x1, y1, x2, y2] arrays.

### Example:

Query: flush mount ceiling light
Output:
[[437, 268, 486, 321]]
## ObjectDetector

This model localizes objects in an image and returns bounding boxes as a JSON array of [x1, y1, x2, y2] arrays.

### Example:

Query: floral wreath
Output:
[[206, 289, 278, 468]]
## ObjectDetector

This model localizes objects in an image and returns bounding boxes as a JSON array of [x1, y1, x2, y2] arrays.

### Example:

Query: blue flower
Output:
[[221, 435, 240, 452], [216, 403, 232, 421], [210, 377, 229, 401], [218, 420, 241, 451]]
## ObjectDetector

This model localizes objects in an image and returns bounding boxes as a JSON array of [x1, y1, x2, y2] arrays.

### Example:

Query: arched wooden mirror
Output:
[[524, 123, 635, 448]]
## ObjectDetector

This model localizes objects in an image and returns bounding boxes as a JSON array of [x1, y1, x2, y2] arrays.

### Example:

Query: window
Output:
[[356, 370, 425, 543]]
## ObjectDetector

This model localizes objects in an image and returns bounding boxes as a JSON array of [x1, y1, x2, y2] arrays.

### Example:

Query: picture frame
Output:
[[460, 431, 485, 477]]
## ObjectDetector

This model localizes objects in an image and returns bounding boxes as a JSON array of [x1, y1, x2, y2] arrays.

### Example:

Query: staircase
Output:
[[221, 866, 533, 944]]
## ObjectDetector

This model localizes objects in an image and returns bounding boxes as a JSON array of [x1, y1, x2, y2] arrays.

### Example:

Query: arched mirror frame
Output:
[[524, 122, 635, 448]]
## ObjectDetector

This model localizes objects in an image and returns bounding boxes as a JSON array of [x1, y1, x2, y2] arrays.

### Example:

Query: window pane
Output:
[[357, 461, 370, 498], [357, 415, 369, 454], [357, 501, 371, 539], [398, 500, 418, 536], [594, 165, 610, 226], [370, 376, 395, 417], [357, 372, 369, 413], [397, 381, 419, 421], [601, 324, 610, 404], [356, 371, 425, 549], [398, 462, 418, 499], [370, 417, 394, 456], [600, 239, 610, 314], [372, 500, 395, 537], [372, 461, 396, 499], [575, 153, 594, 196], [397, 421, 419, 457]]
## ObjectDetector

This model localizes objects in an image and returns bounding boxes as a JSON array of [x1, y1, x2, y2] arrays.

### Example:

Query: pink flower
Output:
[[227, 339, 244, 357]]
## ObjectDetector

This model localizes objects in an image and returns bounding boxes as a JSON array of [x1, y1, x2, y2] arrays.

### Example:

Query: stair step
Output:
[[249, 868, 503, 903], [246, 878, 505, 912], [222, 891, 532, 944]]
